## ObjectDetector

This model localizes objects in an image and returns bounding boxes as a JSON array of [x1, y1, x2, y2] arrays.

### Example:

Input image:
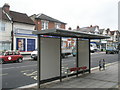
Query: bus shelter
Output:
[[32, 28, 109, 88]]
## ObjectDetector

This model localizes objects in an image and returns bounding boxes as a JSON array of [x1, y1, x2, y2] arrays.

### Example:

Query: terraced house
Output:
[[0, 3, 35, 54], [0, 4, 67, 54], [75, 25, 120, 50]]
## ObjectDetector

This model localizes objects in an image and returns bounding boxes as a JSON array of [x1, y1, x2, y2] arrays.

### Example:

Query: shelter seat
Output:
[[69, 66, 87, 72], [66, 66, 87, 77]]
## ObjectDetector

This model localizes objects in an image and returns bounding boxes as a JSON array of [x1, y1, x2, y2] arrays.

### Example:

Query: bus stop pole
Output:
[[89, 39, 91, 73], [37, 35, 41, 89], [76, 38, 79, 77], [60, 37, 62, 82]]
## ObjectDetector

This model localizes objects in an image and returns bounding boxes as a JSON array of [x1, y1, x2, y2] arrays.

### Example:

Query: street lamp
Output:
[[11, 19, 13, 50]]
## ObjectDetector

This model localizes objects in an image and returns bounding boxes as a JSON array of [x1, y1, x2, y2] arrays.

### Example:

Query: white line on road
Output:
[[62, 60, 75, 63], [2, 64, 37, 70], [0, 73, 8, 76]]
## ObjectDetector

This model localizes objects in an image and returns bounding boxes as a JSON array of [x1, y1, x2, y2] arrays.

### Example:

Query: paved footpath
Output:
[[18, 61, 119, 89]]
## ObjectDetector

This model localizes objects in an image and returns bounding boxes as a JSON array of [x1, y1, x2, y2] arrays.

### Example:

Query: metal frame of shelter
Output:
[[32, 28, 110, 89]]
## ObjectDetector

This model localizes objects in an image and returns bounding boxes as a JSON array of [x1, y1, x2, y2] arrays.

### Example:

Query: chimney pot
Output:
[[68, 27, 72, 30], [77, 26, 80, 29], [2, 3, 10, 14], [90, 25, 92, 27]]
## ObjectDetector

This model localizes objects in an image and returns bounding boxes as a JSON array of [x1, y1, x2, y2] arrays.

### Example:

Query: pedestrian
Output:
[[103, 59, 105, 70], [99, 60, 102, 71]]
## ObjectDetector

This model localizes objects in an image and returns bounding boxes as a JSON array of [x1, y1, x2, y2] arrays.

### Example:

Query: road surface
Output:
[[2, 52, 118, 88]]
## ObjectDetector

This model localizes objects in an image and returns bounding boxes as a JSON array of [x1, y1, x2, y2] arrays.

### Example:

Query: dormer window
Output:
[[41, 20, 49, 30], [55, 23, 61, 29], [94, 27, 99, 34]]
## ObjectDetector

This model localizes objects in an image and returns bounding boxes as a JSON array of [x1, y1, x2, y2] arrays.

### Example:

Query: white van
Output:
[[31, 49, 37, 60], [90, 43, 98, 53]]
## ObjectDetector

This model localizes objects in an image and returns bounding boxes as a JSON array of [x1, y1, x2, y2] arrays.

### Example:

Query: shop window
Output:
[[27, 39, 35, 51], [16, 38, 26, 51]]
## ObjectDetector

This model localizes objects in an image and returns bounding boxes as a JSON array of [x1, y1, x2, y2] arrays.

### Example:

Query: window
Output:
[[41, 20, 49, 30], [41, 21, 44, 30], [55, 23, 61, 29], [45, 22, 48, 29], [0, 22, 5, 31], [0, 42, 11, 51], [16, 38, 25, 51]]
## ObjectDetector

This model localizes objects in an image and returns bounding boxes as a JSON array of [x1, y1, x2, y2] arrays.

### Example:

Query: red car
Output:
[[0, 50, 23, 64]]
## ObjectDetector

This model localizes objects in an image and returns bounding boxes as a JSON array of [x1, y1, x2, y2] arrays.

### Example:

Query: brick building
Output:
[[30, 13, 66, 30]]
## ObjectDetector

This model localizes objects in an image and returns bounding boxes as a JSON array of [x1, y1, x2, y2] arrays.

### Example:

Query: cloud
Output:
[[0, 0, 119, 30]]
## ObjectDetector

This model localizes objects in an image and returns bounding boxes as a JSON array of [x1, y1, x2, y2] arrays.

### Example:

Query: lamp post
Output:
[[11, 19, 13, 50]]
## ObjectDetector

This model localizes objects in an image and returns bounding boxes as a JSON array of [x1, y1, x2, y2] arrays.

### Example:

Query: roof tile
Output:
[[35, 13, 66, 24], [10, 11, 35, 25]]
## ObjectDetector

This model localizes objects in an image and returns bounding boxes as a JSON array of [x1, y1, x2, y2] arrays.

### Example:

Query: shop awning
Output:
[[32, 28, 110, 39]]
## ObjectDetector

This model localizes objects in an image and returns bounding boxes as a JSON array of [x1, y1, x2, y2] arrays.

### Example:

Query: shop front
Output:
[[14, 29, 37, 54]]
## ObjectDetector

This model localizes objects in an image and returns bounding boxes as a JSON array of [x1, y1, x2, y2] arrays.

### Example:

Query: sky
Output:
[[0, 0, 119, 30]]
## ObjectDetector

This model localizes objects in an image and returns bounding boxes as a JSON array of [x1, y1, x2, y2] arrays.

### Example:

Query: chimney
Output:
[[68, 27, 72, 30], [2, 3, 10, 14], [96, 25, 99, 29], [77, 26, 80, 30], [106, 28, 110, 31], [90, 25, 92, 27]]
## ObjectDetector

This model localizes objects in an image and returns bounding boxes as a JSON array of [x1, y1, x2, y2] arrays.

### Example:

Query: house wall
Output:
[[0, 20, 12, 41], [35, 20, 41, 30], [48, 22, 55, 29], [61, 23, 65, 29], [13, 22, 35, 30], [35, 20, 66, 30], [13, 22, 36, 54], [0, 20, 12, 51]]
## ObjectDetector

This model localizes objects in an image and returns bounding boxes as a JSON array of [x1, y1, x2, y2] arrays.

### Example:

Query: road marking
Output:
[[3, 64, 37, 70], [18, 61, 118, 89], [23, 71, 37, 76], [18, 83, 37, 89], [63, 60, 75, 63], [0, 73, 8, 76], [21, 69, 33, 73]]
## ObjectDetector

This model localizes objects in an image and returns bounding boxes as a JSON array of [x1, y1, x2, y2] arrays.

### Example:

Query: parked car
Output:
[[106, 47, 119, 54], [31, 49, 37, 60], [0, 50, 23, 64]]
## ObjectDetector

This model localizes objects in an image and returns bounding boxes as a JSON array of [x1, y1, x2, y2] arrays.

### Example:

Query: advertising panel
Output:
[[16, 38, 26, 51], [40, 37, 60, 80], [78, 39, 89, 70]]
